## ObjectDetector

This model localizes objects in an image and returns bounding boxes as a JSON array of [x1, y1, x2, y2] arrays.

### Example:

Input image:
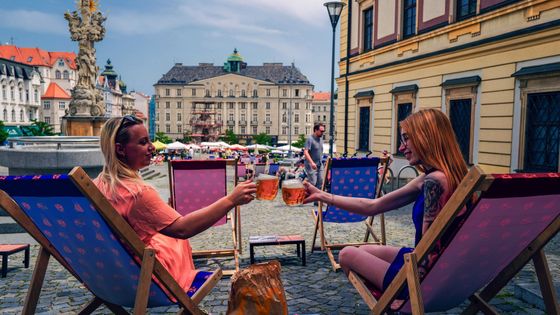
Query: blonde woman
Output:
[[94, 115, 256, 292], [303, 109, 468, 298]]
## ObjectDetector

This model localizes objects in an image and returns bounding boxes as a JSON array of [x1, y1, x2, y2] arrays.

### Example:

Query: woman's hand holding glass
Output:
[[227, 179, 257, 206], [302, 181, 325, 204]]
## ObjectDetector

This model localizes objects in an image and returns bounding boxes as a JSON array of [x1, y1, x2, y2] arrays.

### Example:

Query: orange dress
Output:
[[94, 178, 197, 292]]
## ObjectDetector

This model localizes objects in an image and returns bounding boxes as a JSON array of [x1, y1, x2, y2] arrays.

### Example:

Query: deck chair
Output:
[[236, 163, 248, 181], [267, 163, 280, 176], [254, 163, 266, 177], [311, 156, 388, 271], [348, 166, 560, 314], [0, 167, 221, 315], [169, 159, 241, 275]]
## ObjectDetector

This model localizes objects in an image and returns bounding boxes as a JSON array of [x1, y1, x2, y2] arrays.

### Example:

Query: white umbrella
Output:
[[322, 143, 336, 154], [167, 141, 188, 150], [185, 143, 201, 150], [276, 145, 302, 153], [246, 144, 271, 150]]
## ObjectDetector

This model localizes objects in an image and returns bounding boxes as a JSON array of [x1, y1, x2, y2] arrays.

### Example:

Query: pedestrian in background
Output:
[[304, 123, 325, 190]]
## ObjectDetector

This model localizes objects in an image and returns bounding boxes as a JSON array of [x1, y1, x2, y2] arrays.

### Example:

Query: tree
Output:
[[155, 131, 172, 144], [221, 129, 238, 144], [253, 132, 272, 146], [30, 119, 55, 136], [292, 134, 306, 148], [180, 131, 192, 143], [0, 121, 8, 144]]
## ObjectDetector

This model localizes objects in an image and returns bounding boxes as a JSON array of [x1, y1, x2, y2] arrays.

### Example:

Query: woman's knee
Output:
[[339, 246, 361, 268]]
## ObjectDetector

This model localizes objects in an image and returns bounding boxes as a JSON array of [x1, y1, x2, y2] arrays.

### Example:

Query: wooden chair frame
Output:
[[347, 166, 560, 314], [0, 167, 222, 315], [168, 158, 241, 275], [311, 156, 389, 271]]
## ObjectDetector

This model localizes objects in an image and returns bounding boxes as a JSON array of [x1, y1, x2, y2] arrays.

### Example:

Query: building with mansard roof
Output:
[[154, 49, 315, 145]]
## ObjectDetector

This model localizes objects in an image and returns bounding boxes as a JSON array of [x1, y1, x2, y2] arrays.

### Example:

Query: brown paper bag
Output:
[[227, 260, 288, 315]]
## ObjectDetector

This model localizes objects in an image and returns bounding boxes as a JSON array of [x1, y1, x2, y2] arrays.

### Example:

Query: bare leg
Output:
[[339, 246, 390, 290], [357, 244, 401, 263]]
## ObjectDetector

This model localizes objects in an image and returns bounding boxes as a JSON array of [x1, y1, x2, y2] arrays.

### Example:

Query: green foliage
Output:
[[253, 132, 272, 145], [30, 119, 55, 136], [0, 121, 8, 144], [180, 131, 192, 143], [221, 129, 238, 144], [155, 131, 172, 144], [292, 134, 306, 148]]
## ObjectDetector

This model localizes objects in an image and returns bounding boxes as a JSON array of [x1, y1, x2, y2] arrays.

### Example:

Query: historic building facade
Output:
[[154, 49, 314, 144], [312, 91, 337, 143], [337, 0, 560, 173]]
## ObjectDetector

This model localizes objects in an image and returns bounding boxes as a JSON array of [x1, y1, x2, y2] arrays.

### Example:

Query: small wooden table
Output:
[[0, 244, 30, 277], [249, 235, 306, 266]]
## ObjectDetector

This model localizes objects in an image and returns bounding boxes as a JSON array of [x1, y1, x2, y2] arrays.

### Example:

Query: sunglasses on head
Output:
[[117, 115, 141, 134]]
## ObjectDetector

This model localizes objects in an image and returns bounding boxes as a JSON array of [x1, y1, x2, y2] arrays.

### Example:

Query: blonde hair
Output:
[[95, 116, 144, 201], [400, 108, 468, 192]]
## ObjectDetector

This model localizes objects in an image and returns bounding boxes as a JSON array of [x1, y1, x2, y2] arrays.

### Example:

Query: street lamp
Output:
[[324, 1, 345, 157]]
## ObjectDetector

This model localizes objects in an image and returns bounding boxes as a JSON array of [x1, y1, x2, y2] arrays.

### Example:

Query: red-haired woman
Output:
[[303, 108, 468, 298]]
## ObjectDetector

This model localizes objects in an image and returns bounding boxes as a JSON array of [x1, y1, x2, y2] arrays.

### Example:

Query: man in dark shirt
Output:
[[304, 123, 325, 189]]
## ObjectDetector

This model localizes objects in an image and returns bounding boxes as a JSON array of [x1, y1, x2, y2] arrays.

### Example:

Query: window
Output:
[[18, 87, 23, 101], [282, 113, 287, 123], [252, 102, 258, 110], [403, 0, 416, 39], [166, 125, 171, 133], [165, 113, 170, 121], [26, 89, 29, 102], [177, 113, 182, 121], [2, 85, 6, 100], [253, 89, 258, 97], [306, 114, 310, 123], [323, 115, 326, 121], [456, 0, 476, 21], [217, 90, 222, 97], [324, 106, 327, 112], [228, 102, 234, 109], [252, 126, 257, 134], [295, 103, 299, 110], [266, 113, 271, 122], [55, 70, 61, 79], [177, 124, 182, 133], [217, 102, 222, 109], [266, 126, 270, 134], [282, 102, 287, 110], [359, 107, 371, 151], [2, 109, 6, 121], [34, 88, 38, 103], [166, 102, 170, 109], [58, 59, 64, 67], [229, 113, 234, 121], [252, 113, 258, 121], [282, 89, 287, 97], [205, 90, 210, 97], [19, 109, 23, 122], [240, 103, 246, 109], [294, 114, 299, 123], [177, 101, 182, 109], [229, 89, 234, 97], [266, 102, 271, 109], [294, 126, 299, 135], [177, 89, 182, 96], [449, 99, 474, 163], [59, 102, 65, 109], [44, 101, 51, 110], [395, 103, 412, 156], [10, 86, 14, 100], [156, 124, 160, 132], [241, 90, 246, 97], [282, 127, 287, 135], [217, 113, 222, 121], [63, 70, 69, 80], [192, 88, 196, 96], [156, 113, 159, 120], [266, 89, 271, 96], [363, 7, 373, 51], [165, 89, 170, 96], [295, 89, 300, 97], [240, 126, 246, 134], [44, 116, 50, 124]]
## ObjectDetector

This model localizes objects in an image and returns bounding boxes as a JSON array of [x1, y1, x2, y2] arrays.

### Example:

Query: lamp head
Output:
[[324, 1, 346, 28]]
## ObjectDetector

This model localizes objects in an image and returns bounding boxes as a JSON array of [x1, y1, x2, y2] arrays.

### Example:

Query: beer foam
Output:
[[257, 174, 277, 181], [282, 179, 304, 189]]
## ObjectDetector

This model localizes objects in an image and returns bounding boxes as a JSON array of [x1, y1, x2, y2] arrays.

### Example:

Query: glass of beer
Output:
[[256, 174, 279, 201], [282, 179, 306, 206]]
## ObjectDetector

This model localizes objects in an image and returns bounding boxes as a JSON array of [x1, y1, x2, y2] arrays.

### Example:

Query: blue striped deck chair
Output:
[[267, 163, 280, 176], [311, 156, 389, 271], [0, 167, 221, 314]]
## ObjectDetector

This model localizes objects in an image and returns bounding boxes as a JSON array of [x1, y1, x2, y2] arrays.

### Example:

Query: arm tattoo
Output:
[[424, 178, 444, 223]]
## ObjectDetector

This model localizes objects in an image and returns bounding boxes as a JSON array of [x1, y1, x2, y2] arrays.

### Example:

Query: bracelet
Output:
[[330, 193, 334, 205]]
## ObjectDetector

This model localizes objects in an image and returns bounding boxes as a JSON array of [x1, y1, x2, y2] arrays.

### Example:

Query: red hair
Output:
[[400, 108, 468, 192]]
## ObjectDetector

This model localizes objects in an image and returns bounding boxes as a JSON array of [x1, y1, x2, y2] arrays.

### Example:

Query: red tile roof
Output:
[[313, 91, 330, 101], [42, 82, 71, 99], [0, 45, 76, 69]]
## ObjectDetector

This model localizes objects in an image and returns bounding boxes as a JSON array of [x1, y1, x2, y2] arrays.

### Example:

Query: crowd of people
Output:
[[95, 110, 468, 302]]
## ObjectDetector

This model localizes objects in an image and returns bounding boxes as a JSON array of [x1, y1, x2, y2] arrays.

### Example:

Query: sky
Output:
[[0, 0, 342, 96]]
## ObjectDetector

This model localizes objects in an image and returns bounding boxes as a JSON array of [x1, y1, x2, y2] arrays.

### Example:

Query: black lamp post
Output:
[[324, 1, 345, 157]]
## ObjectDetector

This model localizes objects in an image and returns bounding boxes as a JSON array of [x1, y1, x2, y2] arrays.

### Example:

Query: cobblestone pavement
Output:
[[0, 163, 557, 314]]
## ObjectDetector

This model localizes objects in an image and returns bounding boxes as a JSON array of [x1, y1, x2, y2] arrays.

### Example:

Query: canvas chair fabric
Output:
[[312, 157, 387, 271], [254, 163, 266, 178], [168, 159, 241, 272], [348, 167, 560, 314], [237, 163, 247, 180], [267, 163, 280, 176], [0, 168, 221, 314]]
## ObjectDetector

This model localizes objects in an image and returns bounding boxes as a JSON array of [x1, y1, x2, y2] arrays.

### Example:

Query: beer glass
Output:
[[282, 179, 306, 206], [256, 174, 279, 201]]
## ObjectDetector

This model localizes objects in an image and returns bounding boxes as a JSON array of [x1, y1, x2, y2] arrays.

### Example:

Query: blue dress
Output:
[[381, 187, 424, 297]]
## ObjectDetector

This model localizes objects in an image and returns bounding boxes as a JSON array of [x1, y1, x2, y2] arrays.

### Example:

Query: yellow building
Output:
[[337, 0, 560, 173]]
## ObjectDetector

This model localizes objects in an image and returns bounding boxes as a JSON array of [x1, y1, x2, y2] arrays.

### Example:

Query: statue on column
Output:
[[65, 0, 106, 117]]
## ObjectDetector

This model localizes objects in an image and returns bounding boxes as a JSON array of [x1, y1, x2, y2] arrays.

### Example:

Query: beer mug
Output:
[[282, 179, 306, 206], [256, 174, 279, 201]]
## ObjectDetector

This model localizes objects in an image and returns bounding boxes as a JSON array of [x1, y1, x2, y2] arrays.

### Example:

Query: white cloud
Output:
[[0, 9, 67, 35]]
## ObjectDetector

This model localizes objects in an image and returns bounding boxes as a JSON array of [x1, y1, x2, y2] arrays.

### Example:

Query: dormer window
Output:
[[58, 59, 65, 67], [27, 57, 33, 62]]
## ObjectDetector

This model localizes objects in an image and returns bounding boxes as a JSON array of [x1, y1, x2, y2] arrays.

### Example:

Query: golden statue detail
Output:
[[65, 0, 106, 116]]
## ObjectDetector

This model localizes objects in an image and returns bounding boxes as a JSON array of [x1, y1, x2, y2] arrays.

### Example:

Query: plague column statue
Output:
[[64, 0, 106, 117]]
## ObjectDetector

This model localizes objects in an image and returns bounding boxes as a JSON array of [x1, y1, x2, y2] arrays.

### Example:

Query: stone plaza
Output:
[[0, 163, 558, 314]]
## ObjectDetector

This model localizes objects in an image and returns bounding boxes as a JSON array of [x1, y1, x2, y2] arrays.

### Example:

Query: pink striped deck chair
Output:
[[236, 163, 247, 181], [348, 166, 560, 314], [169, 159, 240, 275], [0, 167, 221, 314]]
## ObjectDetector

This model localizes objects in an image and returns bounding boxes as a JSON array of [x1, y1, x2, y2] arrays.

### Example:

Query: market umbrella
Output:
[[167, 141, 188, 150], [152, 140, 167, 151]]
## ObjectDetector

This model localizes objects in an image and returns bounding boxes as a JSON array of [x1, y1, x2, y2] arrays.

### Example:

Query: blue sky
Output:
[[0, 0, 342, 95]]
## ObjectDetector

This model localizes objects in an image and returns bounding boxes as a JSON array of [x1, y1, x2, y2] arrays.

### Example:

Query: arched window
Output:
[[55, 70, 61, 79], [2, 109, 7, 121], [63, 70, 69, 80], [20, 109, 24, 122], [11, 109, 16, 122], [229, 89, 234, 97]]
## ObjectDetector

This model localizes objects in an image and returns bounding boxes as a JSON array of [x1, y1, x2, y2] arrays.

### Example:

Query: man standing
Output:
[[304, 123, 325, 190]]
